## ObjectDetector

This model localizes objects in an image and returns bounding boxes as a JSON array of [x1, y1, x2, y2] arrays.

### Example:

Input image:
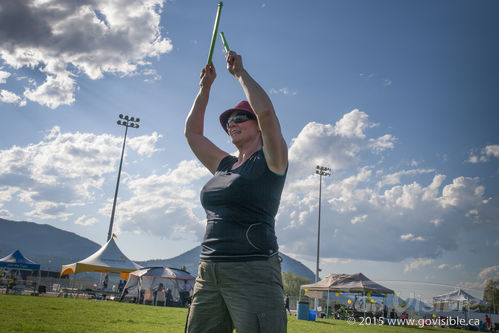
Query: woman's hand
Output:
[[226, 50, 244, 78], [200, 64, 216, 88]]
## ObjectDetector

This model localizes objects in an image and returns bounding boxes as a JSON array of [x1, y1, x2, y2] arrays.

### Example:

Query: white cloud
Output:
[[404, 259, 434, 272], [350, 214, 367, 225], [75, 215, 98, 226], [288, 110, 395, 176], [0, 70, 11, 83], [400, 233, 425, 242], [128, 132, 164, 157], [24, 201, 74, 221], [23, 71, 76, 109], [439, 177, 484, 208], [277, 110, 498, 262], [0, 89, 22, 104], [485, 145, 499, 159], [269, 87, 297, 95], [0, 190, 14, 218], [279, 168, 494, 261], [0, 209, 12, 218], [368, 134, 396, 153], [0, 0, 172, 109], [0, 125, 212, 241], [323, 258, 352, 264], [430, 218, 443, 226], [359, 73, 392, 86], [101, 159, 211, 239], [468, 145, 499, 163], [377, 169, 435, 188], [334, 109, 370, 139], [456, 280, 487, 290], [437, 264, 463, 270], [456, 265, 498, 292], [360, 73, 374, 79], [477, 265, 499, 281], [0, 126, 162, 220]]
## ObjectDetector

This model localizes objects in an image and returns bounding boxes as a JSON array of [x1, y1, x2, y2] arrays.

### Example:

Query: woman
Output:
[[184, 50, 288, 333]]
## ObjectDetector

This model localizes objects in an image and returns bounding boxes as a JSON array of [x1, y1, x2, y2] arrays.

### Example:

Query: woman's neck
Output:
[[233, 137, 262, 168]]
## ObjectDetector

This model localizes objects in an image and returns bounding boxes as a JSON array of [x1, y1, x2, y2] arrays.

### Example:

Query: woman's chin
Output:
[[230, 135, 241, 144]]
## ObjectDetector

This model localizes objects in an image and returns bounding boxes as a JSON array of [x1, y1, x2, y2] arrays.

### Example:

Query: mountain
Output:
[[0, 218, 315, 280], [137, 246, 315, 281], [0, 218, 101, 271]]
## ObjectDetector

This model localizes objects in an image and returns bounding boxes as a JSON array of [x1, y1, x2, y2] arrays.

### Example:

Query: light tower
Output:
[[107, 114, 140, 241]]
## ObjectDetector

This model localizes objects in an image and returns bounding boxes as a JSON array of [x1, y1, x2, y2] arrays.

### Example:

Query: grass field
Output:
[[0, 294, 466, 333]]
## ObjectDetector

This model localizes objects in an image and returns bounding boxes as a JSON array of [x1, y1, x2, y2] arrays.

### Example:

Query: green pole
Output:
[[220, 32, 230, 53], [207, 2, 223, 65]]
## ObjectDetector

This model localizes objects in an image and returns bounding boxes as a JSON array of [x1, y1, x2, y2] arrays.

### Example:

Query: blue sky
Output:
[[1, 0, 498, 303]]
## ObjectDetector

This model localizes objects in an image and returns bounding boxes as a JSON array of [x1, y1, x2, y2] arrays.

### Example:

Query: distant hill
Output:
[[403, 297, 432, 312], [0, 218, 101, 271], [138, 246, 315, 281], [0, 218, 315, 280]]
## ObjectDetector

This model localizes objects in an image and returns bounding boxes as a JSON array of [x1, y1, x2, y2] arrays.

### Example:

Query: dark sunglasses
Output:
[[226, 113, 255, 128]]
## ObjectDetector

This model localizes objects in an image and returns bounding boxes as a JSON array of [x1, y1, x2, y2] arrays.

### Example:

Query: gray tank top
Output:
[[200, 149, 287, 261]]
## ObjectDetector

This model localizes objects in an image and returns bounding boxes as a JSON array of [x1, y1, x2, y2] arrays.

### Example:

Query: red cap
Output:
[[219, 101, 256, 134]]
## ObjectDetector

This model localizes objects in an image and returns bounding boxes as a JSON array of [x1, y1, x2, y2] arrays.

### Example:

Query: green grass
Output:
[[0, 294, 465, 333], [0, 294, 186, 332]]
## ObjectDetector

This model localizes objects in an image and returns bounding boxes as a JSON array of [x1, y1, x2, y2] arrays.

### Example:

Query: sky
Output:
[[1, 0, 498, 303]]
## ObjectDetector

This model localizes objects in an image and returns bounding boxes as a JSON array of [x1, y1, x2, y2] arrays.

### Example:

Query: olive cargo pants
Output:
[[185, 255, 287, 333]]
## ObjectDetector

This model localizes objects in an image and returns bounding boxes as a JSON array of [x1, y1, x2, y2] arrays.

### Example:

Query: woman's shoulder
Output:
[[216, 154, 237, 171], [257, 148, 287, 177]]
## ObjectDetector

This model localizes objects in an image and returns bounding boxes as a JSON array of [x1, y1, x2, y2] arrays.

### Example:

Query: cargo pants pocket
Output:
[[257, 308, 287, 333]]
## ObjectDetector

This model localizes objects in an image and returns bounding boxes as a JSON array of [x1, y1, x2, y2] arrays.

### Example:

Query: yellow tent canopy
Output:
[[60, 238, 142, 279]]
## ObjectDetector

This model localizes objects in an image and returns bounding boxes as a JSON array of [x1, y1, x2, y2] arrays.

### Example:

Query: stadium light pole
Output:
[[107, 114, 140, 241], [314, 165, 331, 311]]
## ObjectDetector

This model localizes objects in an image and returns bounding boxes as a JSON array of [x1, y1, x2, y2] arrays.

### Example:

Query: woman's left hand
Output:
[[226, 50, 244, 77]]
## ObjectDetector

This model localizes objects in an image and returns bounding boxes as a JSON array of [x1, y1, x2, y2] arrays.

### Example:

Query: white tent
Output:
[[121, 266, 195, 307], [301, 272, 394, 297], [300, 273, 394, 317], [433, 289, 488, 310], [60, 238, 142, 279]]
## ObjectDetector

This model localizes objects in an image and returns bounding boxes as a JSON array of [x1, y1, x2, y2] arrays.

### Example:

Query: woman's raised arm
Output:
[[226, 51, 288, 174], [185, 64, 228, 174]]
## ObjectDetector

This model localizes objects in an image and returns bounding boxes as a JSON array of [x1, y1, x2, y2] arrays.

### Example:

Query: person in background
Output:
[[485, 314, 492, 332], [284, 294, 291, 315], [102, 274, 109, 290], [153, 283, 164, 306]]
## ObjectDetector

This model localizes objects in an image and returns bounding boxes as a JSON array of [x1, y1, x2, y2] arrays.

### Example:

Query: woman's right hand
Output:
[[200, 63, 216, 88]]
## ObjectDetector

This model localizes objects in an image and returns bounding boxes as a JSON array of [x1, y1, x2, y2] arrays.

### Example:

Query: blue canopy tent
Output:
[[0, 250, 40, 294], [0, 250, 40, 270]]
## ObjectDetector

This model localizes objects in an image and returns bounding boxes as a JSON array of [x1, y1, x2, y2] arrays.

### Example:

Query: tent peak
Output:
[[0, 249, 40, 270], [60, 237, 142, 277]]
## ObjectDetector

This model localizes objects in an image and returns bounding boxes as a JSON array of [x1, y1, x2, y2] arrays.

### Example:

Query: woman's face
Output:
[[227, 111, 260, 144]]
